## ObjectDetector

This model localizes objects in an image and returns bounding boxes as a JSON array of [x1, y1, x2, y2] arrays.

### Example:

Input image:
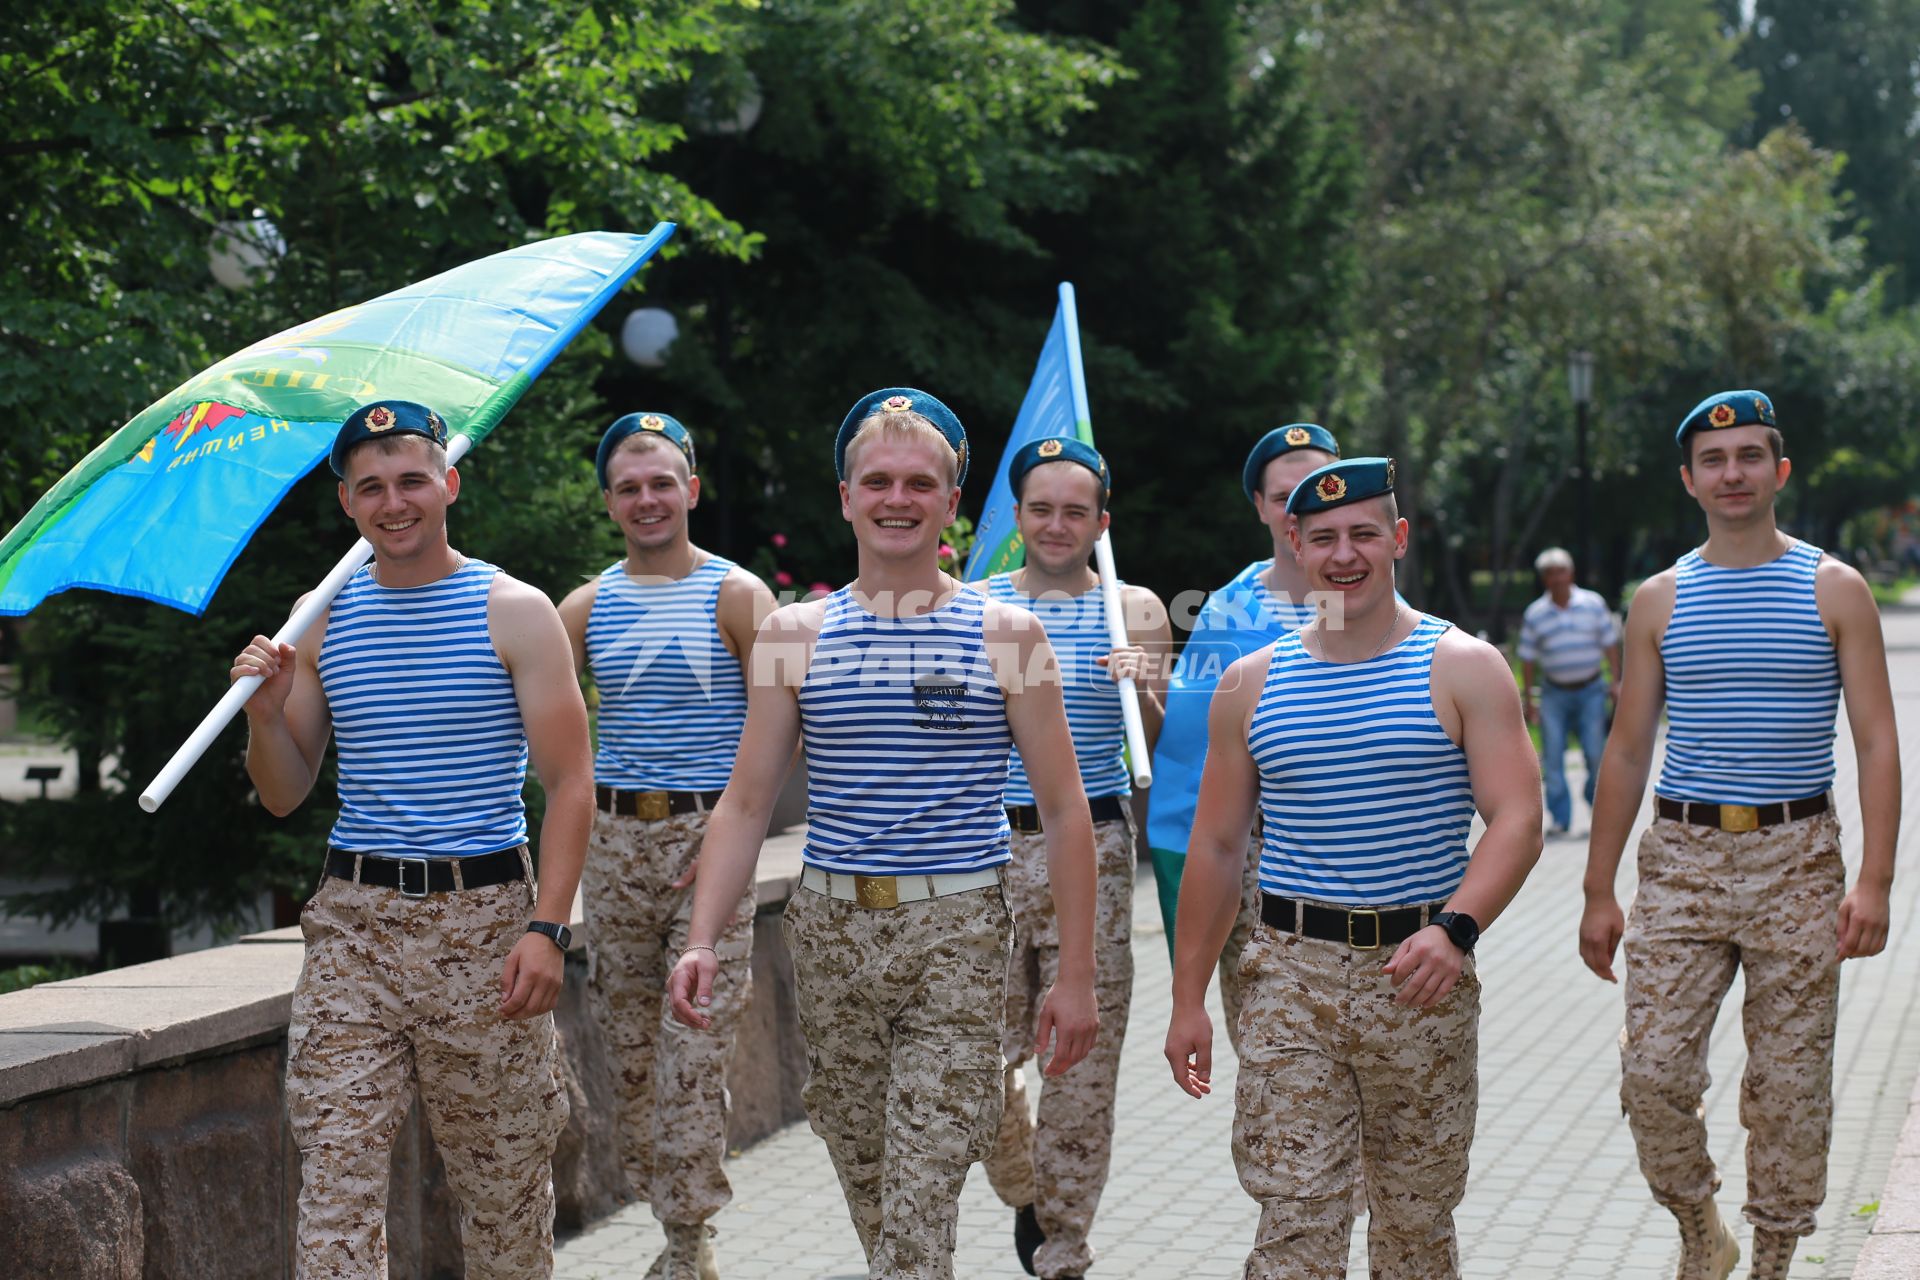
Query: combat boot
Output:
[[1667, 1196, 1739, 1280], [1747, 1227, 1796, 1280], [644, 1222, 720, 1280]]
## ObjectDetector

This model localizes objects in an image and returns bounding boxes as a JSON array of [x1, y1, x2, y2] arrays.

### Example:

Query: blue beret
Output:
[[1675, 389, 1778, 448], [1010, 436, 1109, 499], [835, 387, 969, 486], [1243, 423, 1341, 502], [597, 412, 696, 488], [330, 400, 450, 477], [1286, 456, 1397, 518]]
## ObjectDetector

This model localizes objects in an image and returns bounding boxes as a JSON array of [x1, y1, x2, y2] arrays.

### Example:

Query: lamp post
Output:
[[1568, 349, 1595, 581]]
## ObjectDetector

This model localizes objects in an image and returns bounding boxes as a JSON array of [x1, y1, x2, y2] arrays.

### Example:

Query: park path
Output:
[[557, 608, 1920, 1279]]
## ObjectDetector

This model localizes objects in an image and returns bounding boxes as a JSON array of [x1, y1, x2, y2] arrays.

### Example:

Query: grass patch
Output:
[[1869, 577, 1917, 607]]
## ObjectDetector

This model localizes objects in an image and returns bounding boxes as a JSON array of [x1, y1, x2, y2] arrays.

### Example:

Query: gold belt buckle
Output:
[[636, 790, 671, 821], [1719, 803, 1759, 834], [853, 874, 899, 910], [1346, 908, 1381, 950]]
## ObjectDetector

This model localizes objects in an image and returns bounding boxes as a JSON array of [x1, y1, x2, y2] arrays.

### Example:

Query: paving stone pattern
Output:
[[557, 611, 1920, 1279]]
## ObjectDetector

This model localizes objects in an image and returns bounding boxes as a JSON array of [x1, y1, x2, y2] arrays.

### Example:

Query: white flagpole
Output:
[[137, 433, 476, 812], [1057, 283, 1151, 788]]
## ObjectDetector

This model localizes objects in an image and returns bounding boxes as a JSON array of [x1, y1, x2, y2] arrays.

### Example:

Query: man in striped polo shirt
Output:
[[556, 412, 776, 1280], [668, 388, 1100, 1280], [1165, 457, 1543, 1279], [234, 400, 593, 1278], [1147, 423, 1340, 1047], [975, 436, 1170, 1280], [1517, 546, 1621, 837], [1580, 390, 1898, 1280]]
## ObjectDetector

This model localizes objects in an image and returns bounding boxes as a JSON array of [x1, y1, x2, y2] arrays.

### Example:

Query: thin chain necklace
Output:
[[1312, 601, 1402, 663]]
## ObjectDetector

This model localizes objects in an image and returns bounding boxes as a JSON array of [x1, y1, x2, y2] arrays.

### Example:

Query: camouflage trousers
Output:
[[286, 853, 569, 1280], [783, 876, 1013, 1280], [1620, 810, 1845, 1237], [581, 808, 755, 1225], [982, 816, 1137, 1278], [1216, 841, 1263, 1059], [1232, 920, 1479, 1280]]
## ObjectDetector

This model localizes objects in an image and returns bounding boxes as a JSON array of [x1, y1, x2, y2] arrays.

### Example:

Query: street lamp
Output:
[[1567, 349, 1596, 582]]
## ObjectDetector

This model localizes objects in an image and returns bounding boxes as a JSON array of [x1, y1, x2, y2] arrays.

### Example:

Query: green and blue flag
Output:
[[0, 226, 674, 616]]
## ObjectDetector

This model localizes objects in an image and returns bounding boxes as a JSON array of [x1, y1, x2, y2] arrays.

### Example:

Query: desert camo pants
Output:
[[982, 815, 1136, 1278], [1232, 919, 1479, 1280], [1620, 810, 1845, 1237], [1216, 840, 1262, 1058], [582, 808, 755, 1224], [784, 877, 1013, 1280], [286, 851, 568, 1280]]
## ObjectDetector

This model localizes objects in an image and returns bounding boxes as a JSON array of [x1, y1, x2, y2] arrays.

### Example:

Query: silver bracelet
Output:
[[683, 944, 717, 955]]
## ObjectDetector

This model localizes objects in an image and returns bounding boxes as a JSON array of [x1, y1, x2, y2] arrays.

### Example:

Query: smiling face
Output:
[[1015, 460, 1108, 576], [1253, 449, 1336, 553], [840, 433, 961, 563], [603, 436, 697, 553], [339, 435, 458, 565], [1681, 424, 1789, 527], [1290, 494, 1407, 611]]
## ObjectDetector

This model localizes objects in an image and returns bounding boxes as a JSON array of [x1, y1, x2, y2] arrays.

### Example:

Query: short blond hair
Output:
[[606, 429, 690, 481], [843, 412, 960, 486]]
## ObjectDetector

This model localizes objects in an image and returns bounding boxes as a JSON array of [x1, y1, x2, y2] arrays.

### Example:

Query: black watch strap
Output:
[[1430, 911, 1479, 955], [527, 921, 572, 952]]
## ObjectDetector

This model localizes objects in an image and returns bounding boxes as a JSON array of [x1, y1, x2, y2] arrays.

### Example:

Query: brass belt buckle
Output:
[[1347, 908, 1381, 950], [853, 874, 899, 910], [1719, 803, 1759, 834], [637, 791, 671, 821]]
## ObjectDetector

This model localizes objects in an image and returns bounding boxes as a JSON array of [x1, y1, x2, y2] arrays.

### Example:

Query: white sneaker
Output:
[[1546, 823, 1570, 838]]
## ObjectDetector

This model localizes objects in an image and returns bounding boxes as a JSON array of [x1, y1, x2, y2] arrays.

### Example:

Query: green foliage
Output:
[[0, 0, 755, 931], [0, 958, 85, 994], [1737, 0, 1920, 304]]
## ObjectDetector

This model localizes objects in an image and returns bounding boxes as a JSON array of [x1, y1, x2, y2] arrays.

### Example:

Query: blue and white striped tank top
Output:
[[799, 585, 1012, 874], [1247, 616, 1474, 905], [984, 574, 1129, 803], [1247, 558, 1321, 634], [320, 559, 528, 856], [1657, 540, 1840, 804], [585, 557, 747, 791]]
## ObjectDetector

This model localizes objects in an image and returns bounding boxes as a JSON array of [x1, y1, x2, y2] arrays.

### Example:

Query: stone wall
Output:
[[0, 832, 809, 1279]]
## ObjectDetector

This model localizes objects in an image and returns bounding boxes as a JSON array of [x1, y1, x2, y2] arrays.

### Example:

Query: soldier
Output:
[[974, 436, 1170, 1280], [667, 389, 1100, 1280], [1146, 424, 1339, 1046], [233, 400, 591, 1279], [1579, 390, 1898, 1280], [1164, 457, 1543, 1279], [556, 413, 776, 1280]]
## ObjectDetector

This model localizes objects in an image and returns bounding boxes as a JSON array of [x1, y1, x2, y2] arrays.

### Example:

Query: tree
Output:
[[1735, 0, 1920, 304]]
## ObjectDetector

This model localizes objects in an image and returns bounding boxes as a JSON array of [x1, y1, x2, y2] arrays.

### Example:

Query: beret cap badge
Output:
[[881, 395, 914, 414], [1037, 439, 1064, 458], [365, 405, 396, 432], [1755, 396, 1774, 422], [1316, 473, 1348, 502], [1285, 426, 1312, 447], [1708, 403, 1737, 428], [639, 414, 667, 431]]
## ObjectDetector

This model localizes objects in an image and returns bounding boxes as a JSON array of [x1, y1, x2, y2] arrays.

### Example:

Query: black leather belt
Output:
[[1006, 795, 1128, 835], [1655, 793, 1829, 834], [1544, 673, 1602, 690], [325, 845, 527, 896], [596, 785, 724, 820], [1260, 892, 1443, 951]]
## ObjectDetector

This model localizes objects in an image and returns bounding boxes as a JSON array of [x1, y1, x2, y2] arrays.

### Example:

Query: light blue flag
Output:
[[963, 284, 1092, 581]]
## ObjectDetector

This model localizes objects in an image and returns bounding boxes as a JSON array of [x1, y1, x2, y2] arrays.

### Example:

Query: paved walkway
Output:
[[557, 610, 1920, 1279]]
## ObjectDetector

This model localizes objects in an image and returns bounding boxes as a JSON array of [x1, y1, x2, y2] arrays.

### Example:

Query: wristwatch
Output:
[[1429, 911, 1480, 955], [527, 921, 573, 952]]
